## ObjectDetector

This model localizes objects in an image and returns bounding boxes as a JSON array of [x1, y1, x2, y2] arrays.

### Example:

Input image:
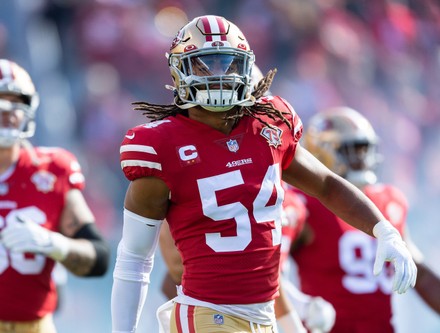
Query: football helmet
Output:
[[304, 107, 380, 187], [168, 15, 255, 111], [0, 59, 39, 147]]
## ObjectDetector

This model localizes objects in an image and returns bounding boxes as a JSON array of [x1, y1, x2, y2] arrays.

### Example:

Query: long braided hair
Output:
[[132, 68, 292, 130]]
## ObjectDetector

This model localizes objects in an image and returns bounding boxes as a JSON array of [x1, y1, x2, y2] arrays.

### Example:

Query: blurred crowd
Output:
[[0, 0, 439, 331]]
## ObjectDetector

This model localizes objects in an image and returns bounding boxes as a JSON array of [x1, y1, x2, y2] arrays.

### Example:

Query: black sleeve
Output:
[[72, 223, 110, 277]]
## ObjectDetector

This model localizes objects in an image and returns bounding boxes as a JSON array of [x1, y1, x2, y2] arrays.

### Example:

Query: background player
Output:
[[290, 106, 440, 332], [0, 59, 109, 333]]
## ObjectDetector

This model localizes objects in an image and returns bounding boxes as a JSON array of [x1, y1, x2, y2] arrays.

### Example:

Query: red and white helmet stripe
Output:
[[200, 16, 228, 42], [0, 59, 14, 81]]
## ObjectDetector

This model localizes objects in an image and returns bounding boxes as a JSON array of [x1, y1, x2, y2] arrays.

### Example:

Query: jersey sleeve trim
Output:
[[121, 160, 162, 171], [293, 118, 303, 139], [120, 144, 157, 154], [120, 144, 162, 171]]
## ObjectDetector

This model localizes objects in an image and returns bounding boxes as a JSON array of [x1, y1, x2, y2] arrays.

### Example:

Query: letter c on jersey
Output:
[[178, 145, 198, 161]]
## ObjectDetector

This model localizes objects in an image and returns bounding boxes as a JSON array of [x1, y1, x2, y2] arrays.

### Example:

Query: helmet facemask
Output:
[[0, 99, 36, 147], [169, 47, 255, 111], [0, 59, 39, 147], [168, 15, 256, 112], [337, 140, 379, 187]]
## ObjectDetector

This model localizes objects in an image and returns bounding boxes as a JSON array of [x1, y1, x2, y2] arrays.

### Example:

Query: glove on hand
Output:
[[304, 296, 336, 333], [1, 215, 69, 261], [373, 220, 417, 294]]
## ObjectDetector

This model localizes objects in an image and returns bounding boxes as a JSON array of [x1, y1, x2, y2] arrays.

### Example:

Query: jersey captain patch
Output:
[[177, 145, 201, 166], [260, 126, 283, 148]]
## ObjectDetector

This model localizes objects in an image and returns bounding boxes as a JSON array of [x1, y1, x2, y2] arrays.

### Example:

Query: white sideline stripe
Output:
[[121, 160, 162, 170], [179, 304, 190, 333], [120, 144, 157, 154]]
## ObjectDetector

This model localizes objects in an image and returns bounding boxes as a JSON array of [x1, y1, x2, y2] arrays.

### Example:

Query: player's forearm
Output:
[[162, 272, 179, 299], [61, 238, 100, 276], [111, 209, 163, 332], [274, 286, 293, 318], [275, 286, 307, 333], [112, 276, 149, 332], [414, 263, 440, 314], [62, 222, 109, 276], [318, 174, 385, 236]]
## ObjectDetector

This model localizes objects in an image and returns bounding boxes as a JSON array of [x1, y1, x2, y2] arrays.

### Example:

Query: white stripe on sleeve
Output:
[[121, 160, 162, 171], [120, 144, 157, 154]]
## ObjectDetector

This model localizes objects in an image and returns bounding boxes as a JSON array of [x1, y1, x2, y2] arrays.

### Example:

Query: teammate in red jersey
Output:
[[111, 15, 416, 333], [277, 185, 336, 333], [290, 107, 440, 333], [0, 59, 109, 333]]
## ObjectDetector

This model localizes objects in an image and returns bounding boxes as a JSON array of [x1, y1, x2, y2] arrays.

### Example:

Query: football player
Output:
[[0, 59, 109, 333], [291, 107, 440, 332], [111, 15, 416, 333]]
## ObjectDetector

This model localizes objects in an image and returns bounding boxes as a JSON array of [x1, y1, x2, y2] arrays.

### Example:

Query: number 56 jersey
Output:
[[0, 147, 85, 321], [120, 96, 303, 305]]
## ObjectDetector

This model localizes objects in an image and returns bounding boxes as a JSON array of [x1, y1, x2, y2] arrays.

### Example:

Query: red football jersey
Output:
[[0, 147, 85, 321], [280, 186, 306, 270], [120, 96, 303, 304], [292, 184, 407, 332]]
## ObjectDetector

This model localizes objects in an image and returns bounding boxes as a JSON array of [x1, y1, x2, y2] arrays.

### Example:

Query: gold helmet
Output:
[[0, 59, 39, 146], [168, 15, 255, 111], [304, 107, 380, 187]]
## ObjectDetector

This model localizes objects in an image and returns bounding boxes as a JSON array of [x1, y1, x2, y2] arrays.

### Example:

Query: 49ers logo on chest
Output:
[[260, 126, 283, 148], [31, 170, 56, 193]]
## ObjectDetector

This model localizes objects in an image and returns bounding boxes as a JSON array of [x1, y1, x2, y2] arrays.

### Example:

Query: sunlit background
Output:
[[1, 0, 439, 332]]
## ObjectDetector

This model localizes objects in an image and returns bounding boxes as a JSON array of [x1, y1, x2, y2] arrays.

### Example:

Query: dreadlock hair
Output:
[[132, 68, 292, 129]]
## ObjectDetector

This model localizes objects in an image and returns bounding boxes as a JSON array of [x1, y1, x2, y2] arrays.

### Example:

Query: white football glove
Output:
[[281, 276, 336, 333], [373, 220, 417, 294], [1, 215, 70, 261], [304, 296, 336, 333]]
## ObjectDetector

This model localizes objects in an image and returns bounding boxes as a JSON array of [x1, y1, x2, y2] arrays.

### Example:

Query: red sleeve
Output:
[[39, 147, 85, 191], [258, 96, 303, 169], [119, 120, 171, 186]]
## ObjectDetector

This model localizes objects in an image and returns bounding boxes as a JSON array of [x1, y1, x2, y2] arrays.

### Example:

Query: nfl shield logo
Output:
[[213, 314, 224, 325], [226, 139, 239, 152]]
